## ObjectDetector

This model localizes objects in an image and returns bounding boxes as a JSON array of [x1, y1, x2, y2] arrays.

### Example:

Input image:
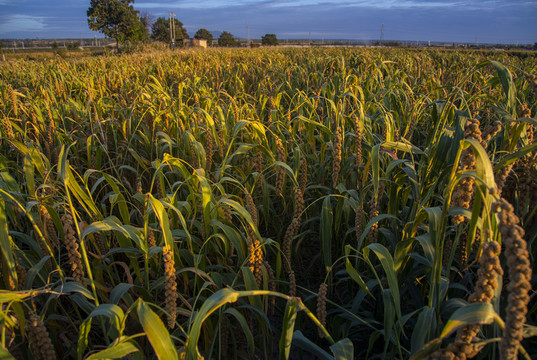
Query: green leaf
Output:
[[77, 318, 92, 360], [293, 330, 333, 360], [411, 306, 435, 355], [147, 195, 174, 250], [0, 346, 16, 360], [489, 60, 516, 112], [219, 198, 260, 240], [224, 308, 255, 357], [280, 298, 300, 360], [321, 197, 333, 271], [85, 304, 125, 333], [59, 147, 101, 218], [330, 338, 354, 360], [382, 141, 425, 155], [382, 289, 395, 355], [357, 214, 398, 252], [110, 283, 133, 304], [440, 302, 502, 338], [185, 288, 240, 359], [83, 217, 145, 253], [372, 144, 380, 200], [24, 256, 51, 290], [194, 169, 212, 239], [54, 281, 95, 300], [0, 197, 16, 290], [366, 243, 401, 320], [345, 255, 373, 298], [86, 340, 139, 360], [102, 173, 130, 225], [23, 155, 35, 196], [137, 300, 178, 360]]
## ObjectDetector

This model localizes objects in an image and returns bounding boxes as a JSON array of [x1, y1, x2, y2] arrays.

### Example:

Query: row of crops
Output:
[[0, 47, 536, 359]]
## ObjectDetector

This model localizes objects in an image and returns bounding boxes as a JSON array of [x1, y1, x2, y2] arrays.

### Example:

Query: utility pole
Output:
[[172, 13, 176, 43], [380, 23, 384, 43], [246, 22, 250, 46], [169, 12, 176, 46]]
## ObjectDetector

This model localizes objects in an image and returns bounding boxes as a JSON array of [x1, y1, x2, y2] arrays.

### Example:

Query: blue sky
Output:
[[0, 0, 536, 44]]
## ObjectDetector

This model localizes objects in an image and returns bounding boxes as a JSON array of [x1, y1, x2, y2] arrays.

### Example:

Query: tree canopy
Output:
[[87, 0, 148, 48], [194, 28, 213, 45], [262, 34, 278, 46], [218, 31, 237, 47], [151, 17, 188, 43]]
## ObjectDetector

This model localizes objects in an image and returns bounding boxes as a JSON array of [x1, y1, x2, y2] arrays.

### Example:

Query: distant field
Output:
[[0, 47, 536, 359]]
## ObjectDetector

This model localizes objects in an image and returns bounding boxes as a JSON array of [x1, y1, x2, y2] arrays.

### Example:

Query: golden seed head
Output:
[[275, 137, 286, 195], [10, 85, 18, 118], [93, 232, 108, 255], [163, 244, 177, 329], [147, 228, 156, 248], [332, 125, 342, 187], [136, 177, 143, 193], [367, 182, 384, 244], [494, 199, 532, 360], [263, 260, 276, 314], [40, 204, 58, 248], [255, 149, 264, 188], [61, 212, 85, 284], [354, 115, 363, 171], [16, 261, 27, 290], [27, 314, 57, 360], [355, 205, 363, 244], [451, 119, 483, 227], [248, 237, 264, 287], [518, 103, 531, 118], [1, 116, 15, 140], [316, 283, 328, 337], [283, 218, 299, 274], [244, 190, 257, 228], [288, 271, 296, 297]]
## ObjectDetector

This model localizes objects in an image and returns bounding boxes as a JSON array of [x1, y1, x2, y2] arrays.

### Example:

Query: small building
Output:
[[183, 38, 207, 48]]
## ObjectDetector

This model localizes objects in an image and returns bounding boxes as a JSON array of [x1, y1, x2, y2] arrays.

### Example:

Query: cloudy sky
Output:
[[0, 0, 536, 44]]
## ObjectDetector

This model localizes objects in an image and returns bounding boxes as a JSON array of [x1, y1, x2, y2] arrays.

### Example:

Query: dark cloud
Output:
[[0, 0, 536, 43]]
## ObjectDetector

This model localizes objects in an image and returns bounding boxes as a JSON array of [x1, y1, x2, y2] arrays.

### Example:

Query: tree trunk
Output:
[[115, 27, 119, 51]]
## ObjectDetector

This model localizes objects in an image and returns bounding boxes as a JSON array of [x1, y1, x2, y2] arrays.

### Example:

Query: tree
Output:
[[139, 11, 154, 34], [151, 17, 188, 43], [194, 28, 213, 46], [67, 42, 80, 51], [262, 34, 278, 46], [87, 0, 148, 50], [218, 31, 237, 47]]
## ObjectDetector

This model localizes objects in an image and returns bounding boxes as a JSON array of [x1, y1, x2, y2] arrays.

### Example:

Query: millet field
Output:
[[0, 47, 536, 359]]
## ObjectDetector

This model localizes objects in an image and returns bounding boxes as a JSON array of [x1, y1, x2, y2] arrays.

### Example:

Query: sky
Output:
[[0, 0, 536, 44]]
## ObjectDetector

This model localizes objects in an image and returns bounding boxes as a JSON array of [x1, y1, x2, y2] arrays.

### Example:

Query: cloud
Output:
[[0, 14, 46, 35], [134, 0, 523, 11]]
